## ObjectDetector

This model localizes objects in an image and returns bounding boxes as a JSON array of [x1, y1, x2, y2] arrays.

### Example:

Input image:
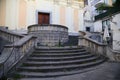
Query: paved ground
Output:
[[18, 61, 120, 80]]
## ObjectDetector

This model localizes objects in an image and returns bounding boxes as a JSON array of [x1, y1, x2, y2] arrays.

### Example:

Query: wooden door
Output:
[[38, 12, 50, 24]]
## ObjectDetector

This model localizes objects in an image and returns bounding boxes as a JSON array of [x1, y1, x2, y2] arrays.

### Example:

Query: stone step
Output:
[[35, 46, 84, 51], [33, 50, 88, 55], [17, 64, 101, 78], [34, 49, 86, 53], [31, 52, 89, 57], [27, 53, 95, 62], [23, 56, 101, 67], [11, 46, 107, 79], [18, 59, 105, 73]]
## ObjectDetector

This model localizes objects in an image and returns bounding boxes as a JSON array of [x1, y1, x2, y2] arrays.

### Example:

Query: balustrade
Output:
[[78, 31, 107, 56], [0, 27, 23, 43], [0, 27, 36, 77], [78, 31, 120, 62]]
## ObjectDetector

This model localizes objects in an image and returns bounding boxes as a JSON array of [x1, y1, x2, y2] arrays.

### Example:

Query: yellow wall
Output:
[[60, 6, 66, 26], [74, 9, 79, 31], [0, 0, 6, 26], [108, 0, 113, 6], [19, 0, 27, 29], [0, 0, 83, 32]]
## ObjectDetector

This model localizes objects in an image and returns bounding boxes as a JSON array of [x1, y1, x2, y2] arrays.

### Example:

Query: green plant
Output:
[[96, 3, 111, 11], [95, 0, 120, 20], [96, 0, 120, 14]]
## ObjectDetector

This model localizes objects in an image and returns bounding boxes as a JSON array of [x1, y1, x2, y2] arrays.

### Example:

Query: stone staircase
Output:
[[12, 46, 106, 78]]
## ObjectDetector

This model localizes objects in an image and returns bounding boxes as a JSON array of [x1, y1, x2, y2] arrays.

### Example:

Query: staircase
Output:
[[12, 46, 106, 78]]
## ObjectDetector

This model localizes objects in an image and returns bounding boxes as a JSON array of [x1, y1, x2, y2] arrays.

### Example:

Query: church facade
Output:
[[0, 0, 84, 33]]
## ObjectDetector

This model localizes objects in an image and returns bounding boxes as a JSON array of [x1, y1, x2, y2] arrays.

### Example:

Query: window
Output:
[[86, 27, 90, 32]]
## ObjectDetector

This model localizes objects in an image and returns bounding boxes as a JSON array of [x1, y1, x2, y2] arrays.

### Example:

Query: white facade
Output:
[[83, 0, 94, 32], [83, 0, 111, 32], [110, 13, 120, 51], [94, 20, 103, 32]]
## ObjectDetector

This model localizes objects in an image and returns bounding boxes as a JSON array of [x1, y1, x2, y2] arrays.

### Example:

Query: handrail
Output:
[[79, 31, 120, 62], [0, 27, 23, 37], [84, 37, 106, 46], [3, 48, 14, 64], [0, 27, 24, 43], [79, 31, 107, 56], [0, 48, 4, 55], [2, 47, 14, 75], [5, 35, 36, 47], [79, 31, 106, 46], [108, 46, 120, 54], [112, 40, 120, 51], [106, 46, 120, 61], [0, 35, 36, 77]]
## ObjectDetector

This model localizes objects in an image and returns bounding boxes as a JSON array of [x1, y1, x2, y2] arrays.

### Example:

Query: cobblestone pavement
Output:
[[19, 61, 120, 80]]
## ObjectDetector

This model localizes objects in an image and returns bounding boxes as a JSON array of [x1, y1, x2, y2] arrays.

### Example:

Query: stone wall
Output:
[[28, 24, 68, 46]]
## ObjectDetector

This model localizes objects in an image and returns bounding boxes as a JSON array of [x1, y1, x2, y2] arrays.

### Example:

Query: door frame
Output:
[[36, 10, 52, 24]]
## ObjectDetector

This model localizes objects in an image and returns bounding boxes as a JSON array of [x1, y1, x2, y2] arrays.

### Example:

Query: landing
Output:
[[18, 62, 120, 80]]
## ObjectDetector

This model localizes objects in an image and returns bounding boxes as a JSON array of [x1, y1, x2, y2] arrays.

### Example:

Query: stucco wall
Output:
[[111, 13, 120, 50], [94, 20, 102, 32], [0, 0, 84, 33], [19, 0, 27, 29], [5, 0, 19, 30], [0, 0, 6, 26], [94, 13, 120, 50]]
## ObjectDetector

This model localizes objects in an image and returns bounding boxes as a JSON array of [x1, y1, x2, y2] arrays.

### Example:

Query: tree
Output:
[[96, 0, 120, 13], [112, 0, 120, 11], [95, 3, 112, 13]]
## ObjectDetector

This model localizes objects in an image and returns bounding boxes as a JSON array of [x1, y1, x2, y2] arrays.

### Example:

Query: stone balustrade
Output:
[[0, 27, 23, 42], [107, 47, 120, 61], [0, 35, 36, 77], [0, 27, 37, 77], [78, 31, 120, 62], [28, 24, 68, 46], [78, 32, 107, 56]]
